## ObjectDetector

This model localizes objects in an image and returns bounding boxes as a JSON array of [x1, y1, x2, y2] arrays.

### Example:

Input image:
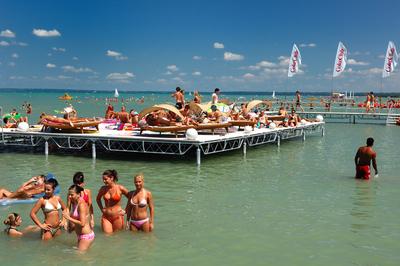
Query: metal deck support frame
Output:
[[0, 122, 324, 164]]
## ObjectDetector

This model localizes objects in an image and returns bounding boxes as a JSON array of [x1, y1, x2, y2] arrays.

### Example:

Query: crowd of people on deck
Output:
[[2, 170, 154, 252]]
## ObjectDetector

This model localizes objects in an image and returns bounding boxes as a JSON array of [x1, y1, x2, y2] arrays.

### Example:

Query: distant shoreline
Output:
[[0, 88, 399, 97]]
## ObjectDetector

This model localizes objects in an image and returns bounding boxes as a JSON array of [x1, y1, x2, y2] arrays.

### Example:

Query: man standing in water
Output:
[[211, 88, 220, 104], [354, 137, 378, 180]]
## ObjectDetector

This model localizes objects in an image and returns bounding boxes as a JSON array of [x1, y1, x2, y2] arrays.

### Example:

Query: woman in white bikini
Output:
[[125, 174, 154, 232], [30, 179, 66, 240]]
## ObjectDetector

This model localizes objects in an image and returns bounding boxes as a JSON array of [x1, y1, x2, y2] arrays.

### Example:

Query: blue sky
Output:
[[0, 0, 399, 92]]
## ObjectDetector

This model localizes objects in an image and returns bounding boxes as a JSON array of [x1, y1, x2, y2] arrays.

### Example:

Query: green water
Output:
[[0, 123, 399, 265]]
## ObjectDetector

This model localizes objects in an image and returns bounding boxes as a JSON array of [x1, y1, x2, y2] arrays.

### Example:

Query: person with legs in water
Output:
[[125, 174, 154, 232], [96, 169, 129, 234], [63, 185, 95, 252], [355, 137, 378, 180], [67, 172, 94, 231], [30, 179, 66, 240]]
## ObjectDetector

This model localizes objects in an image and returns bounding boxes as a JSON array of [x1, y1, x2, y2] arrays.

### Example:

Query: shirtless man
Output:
[[295, 90, 304, 112], [117, 106, 130, 123], [172, 87, 184, 109], [354, 137, 378, 180]]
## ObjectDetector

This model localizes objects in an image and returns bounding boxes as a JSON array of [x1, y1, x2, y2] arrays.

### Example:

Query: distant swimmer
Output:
[[354, 137, 378, 180]]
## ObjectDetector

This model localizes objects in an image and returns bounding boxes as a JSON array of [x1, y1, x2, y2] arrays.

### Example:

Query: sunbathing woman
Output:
[[30, 179, 66, 240], [63, 185, 95, 252], [125, 174, 154, 232], [0, 175, 46, 199], [67, 172, 94, 231], [96, 169, 129, 234], [4, 212, 39, 237]]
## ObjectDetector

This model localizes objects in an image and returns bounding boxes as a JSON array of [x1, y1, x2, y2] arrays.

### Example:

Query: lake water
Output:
[[0, 91, 399, 265]]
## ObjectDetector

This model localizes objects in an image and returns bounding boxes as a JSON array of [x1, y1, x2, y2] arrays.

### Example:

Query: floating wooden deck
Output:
[[298, 111, 400, 125], [0, 122, 324, 165]]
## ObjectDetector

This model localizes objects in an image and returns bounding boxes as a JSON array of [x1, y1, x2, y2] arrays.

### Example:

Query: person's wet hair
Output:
[[69, 184, 84, 194], [214, 88, 220, 93], [45, 178, 58, 189], [366, 137, 374, 146], [73, 172, 85, 185], [103, 169, 118, 182], [3, 213, 19, 225]]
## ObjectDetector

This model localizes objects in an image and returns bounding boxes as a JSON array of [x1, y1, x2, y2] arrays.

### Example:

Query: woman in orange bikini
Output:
[[96, 169, 129, 234], [125, 174, 154, 232]]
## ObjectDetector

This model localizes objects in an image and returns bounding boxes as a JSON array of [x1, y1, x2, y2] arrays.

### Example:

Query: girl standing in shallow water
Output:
[[63, 185, 95, 252], [125, 174, 154, 232], [30, 179, 66, 240], [96, 169, 129, 234]]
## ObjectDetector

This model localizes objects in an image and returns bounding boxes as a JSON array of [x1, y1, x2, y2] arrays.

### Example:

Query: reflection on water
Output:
[[350, 181, 378, 232]]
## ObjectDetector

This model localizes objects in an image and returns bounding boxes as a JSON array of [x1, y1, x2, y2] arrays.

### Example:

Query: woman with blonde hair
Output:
[[126, 174, 154, 232]]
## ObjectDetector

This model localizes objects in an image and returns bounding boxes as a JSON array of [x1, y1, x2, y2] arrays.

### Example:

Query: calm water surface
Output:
[[0, 123, 399, 265], [0, 91, 399, 265]]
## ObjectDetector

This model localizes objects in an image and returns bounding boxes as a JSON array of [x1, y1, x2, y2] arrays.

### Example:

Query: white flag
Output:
[[333, 42, 347, 77], [382, 41, 398, 78], [288, 44, 302, 77]]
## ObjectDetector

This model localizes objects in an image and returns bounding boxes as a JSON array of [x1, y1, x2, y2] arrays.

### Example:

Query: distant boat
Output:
[[58, 93, 73, 101], [272, 90, 276, 99], [114, 88, 119, 98]]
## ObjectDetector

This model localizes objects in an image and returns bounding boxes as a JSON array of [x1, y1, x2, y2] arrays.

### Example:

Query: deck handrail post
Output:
[[243, 141, 247, 155], [92, 141, 96, 159], [0, 106, 4, 144], [277, 135, 281, 146], [196, 145, 201, 166], [45, 140, 49, 155]]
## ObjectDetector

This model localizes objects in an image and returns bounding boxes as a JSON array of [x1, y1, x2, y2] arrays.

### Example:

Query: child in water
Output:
[[4, 213, 38, 237]]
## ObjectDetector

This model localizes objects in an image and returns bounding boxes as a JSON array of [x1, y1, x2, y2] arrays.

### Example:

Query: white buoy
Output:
[[316, 115, 324, 122], [186, 128, 198, 140], [269, 122, 276, 129], [16, 122, 29, 132]]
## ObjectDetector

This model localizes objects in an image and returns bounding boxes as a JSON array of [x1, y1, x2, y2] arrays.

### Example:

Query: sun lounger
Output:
[[229, 120, 257, 129], [140, 125, 194, 137], [194, 122, 231, 134]]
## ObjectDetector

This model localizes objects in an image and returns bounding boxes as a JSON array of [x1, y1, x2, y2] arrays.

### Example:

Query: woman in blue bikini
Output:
[[30, 179, 67, 240], [125, 174, 154, 232]]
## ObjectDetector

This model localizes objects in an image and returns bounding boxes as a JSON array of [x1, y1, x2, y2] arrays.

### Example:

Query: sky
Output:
[[0, 0, 399, 92]]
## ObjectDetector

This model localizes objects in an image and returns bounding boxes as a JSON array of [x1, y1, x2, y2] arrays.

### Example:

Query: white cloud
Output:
[[378, 54, 385, 59], [1, 29, 15, 38], [347, 58, 369, 66], [106, 72, 135, 82], [72, 56, 79, 61], [0, 41, 10, 46], [224, 52, 244, 61], [46, 63, 56, 68], [164, 71, 173, 75], [157, 78, 167, 83], [166, 65, 179, 72], [48, 53, 52, 57], [58, 75, 72, 79], [106, 50, 128, 61], [257, 60, 276, 68], [357, 67, 381, 75], [11, 53, 19, 58], [193, 55, 202, 60], [214, 42, 224, 49], [172, 77, 184, 83], [17, 42, 28, 46], [32, 29, 61, 37], [192, 71, 202, 76], [179, 72, 187, 76], [278, 56, 290, 66], [52, 47, 66, 52], [62, 65, 93, 73], [299, 43, 316, 48], [8, 62, 16, 67], [243, 73, 255, 79], [9, 76, 25, 80]]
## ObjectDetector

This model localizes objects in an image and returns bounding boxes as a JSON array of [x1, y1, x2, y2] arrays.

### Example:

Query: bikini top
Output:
[[43, 199, 61, 213], [130, 190, 147, 208], [104, 190, 121, 202], [71, 203, 79, 219], [81, 191, 89, 204]]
